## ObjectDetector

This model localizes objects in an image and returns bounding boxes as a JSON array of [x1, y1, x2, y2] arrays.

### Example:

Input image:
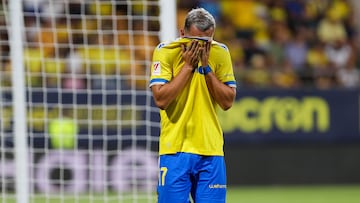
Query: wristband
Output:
[[199, 65, 212, 75]]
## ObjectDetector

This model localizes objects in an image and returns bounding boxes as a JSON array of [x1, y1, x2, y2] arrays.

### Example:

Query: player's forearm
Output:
[[151, 65, 194, 110], [205, 72, 236, 110]]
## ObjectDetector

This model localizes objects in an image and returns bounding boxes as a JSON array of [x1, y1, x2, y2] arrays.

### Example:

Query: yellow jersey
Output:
[[149, 38, 236, 156]]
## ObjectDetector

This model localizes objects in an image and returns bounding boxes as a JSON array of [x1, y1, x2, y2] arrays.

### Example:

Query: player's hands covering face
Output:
[[181, 40, 201, 70], [200, 41, 211, 67]]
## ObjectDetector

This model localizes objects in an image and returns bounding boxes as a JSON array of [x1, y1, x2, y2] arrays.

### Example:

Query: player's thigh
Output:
[[157, 153, 192, 203], [193, 156, 227, 203]]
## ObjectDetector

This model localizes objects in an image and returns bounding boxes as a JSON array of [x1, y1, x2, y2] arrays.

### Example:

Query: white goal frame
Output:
[[5, 0, 177, 202]]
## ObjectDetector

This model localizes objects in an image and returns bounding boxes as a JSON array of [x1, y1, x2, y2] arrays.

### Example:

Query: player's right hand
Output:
[[181, 40, 201, 70], [200, 41, 211, 67]]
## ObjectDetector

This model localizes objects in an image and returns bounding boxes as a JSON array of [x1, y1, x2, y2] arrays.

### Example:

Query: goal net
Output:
[[0, 0, 175, 202]]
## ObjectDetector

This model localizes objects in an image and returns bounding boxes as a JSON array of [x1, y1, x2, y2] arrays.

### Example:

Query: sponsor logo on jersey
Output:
[[209, 184, 227, 189]]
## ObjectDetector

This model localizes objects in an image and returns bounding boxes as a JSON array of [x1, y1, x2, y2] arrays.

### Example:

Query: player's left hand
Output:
[[200, 41, 211, 67]]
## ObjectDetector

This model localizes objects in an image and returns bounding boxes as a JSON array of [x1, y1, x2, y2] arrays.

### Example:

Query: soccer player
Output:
[[149, 8, 237, 203]]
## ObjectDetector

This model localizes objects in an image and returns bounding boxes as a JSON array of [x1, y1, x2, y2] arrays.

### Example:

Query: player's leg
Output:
[[191, 155, 227, 203], [157, 153, 193, 203]]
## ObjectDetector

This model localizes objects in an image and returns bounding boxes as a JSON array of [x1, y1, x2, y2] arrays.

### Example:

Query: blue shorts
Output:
[[157, 152, 227, 203]]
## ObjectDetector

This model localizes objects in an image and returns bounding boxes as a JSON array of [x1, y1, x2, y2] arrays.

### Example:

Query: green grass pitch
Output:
[[227, 184, 360, 203], [1, 184, 360, 203]]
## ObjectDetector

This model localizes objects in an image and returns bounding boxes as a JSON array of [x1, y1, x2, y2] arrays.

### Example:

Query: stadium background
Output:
[[1, 0, 360, 202], [180, 0, 360, 186]]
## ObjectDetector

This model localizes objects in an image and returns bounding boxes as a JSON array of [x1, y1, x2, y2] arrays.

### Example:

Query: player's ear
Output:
[[180, 29, 185, 37]]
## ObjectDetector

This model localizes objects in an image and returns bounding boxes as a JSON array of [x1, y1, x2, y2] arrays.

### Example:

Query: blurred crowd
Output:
[[179, 0, 360, 89], [0, 1, 160, 91], [0, 0, 360, 90]]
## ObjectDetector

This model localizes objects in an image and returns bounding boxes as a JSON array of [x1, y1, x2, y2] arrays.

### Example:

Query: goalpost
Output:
[[0, 0, 176, 202]]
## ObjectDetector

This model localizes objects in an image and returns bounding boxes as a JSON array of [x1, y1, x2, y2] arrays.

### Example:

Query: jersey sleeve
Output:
[[149, 43, 173, 87], [212, 43, 237, 88]]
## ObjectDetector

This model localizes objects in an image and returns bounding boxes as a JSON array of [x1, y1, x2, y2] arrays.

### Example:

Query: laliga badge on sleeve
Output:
[[153, 61, 161, 76]]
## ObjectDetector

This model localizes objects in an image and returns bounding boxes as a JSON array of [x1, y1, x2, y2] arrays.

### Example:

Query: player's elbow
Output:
[[156, 103, 168, 110], [219, 88, 236, 111], [221, 102, 233, 111], [153, 99, 169, 110], [151, 86, 170, 110]]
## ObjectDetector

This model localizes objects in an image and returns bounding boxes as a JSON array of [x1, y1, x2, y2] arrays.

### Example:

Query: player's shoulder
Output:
[[211, 40, 230, 52], [155, 38, 184, 50], [155, 41, 169, 50]]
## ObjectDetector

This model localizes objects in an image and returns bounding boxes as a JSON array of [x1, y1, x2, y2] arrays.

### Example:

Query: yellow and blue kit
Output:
[[149, 37, 237, 156]]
